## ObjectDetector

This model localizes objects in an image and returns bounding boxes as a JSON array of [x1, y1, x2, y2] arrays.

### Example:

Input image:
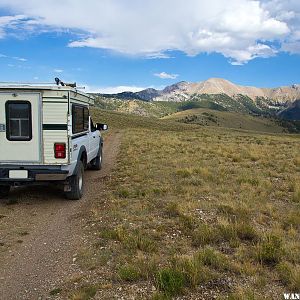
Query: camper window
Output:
[[5, 101, 32, 141], [72, 105, 89, 134]]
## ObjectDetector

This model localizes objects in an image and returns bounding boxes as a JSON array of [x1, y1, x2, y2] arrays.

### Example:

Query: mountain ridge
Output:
[[95, 78, 300, 120], [99, 78, 300, 102]]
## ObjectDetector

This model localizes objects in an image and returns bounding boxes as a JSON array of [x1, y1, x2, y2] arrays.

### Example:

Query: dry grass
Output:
[[70, 109, 300, 299]]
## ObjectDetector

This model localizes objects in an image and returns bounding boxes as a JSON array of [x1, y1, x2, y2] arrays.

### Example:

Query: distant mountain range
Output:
[[95, 78, 300, 120]]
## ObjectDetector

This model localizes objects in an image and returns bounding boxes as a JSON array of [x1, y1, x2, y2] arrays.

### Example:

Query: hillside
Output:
[[94, 96, 300, 133], [279, 99, 300, 120], [163, 108, 286, 133]]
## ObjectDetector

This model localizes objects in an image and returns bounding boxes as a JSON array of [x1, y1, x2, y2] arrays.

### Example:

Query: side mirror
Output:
[[96, 123, 108, 131]]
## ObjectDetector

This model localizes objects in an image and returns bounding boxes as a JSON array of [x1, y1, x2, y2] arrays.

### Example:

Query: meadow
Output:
[[67, 109, 300, 299]]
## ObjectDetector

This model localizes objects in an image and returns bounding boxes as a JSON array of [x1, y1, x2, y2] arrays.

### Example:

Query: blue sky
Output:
[[0, 0, 300, 92]]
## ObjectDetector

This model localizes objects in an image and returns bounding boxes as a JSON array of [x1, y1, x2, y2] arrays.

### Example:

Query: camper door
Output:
[[0, 93, 41, 163]]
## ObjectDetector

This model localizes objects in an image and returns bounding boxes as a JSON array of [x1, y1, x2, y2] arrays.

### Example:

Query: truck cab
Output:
[[0, 84, 108, 200]]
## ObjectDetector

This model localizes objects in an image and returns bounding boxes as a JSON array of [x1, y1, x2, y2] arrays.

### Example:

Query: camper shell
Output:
[[0, 84, 107, 199]]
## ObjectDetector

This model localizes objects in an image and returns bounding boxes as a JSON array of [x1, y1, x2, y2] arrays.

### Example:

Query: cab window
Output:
[[72, 105, 89, 134]]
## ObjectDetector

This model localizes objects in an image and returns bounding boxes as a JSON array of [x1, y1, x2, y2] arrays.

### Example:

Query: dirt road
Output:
[[0, 132, 121, 300]]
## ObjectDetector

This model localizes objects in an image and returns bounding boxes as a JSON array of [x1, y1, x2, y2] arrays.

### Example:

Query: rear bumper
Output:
[[0, 166, 69, 186]]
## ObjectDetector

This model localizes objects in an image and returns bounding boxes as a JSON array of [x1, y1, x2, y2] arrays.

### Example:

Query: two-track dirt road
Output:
[[0, 132, 121, 300]]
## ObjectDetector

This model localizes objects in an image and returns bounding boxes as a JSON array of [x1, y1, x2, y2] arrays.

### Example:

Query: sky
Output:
[[0, 0, 299, 93]]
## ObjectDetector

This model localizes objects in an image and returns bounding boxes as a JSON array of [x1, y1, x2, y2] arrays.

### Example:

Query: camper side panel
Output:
[[42, 91, 69, 165]]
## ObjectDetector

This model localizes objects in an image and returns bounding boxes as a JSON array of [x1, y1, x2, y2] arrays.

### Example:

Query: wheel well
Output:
[[80, 151, 88, 169]]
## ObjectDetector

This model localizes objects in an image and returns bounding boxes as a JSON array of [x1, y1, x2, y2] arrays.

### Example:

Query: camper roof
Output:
[[0, 84, 94, 101]]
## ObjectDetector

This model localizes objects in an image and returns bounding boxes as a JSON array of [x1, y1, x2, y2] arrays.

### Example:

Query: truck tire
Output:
[[0, 185, 10, 199], [90, 148, 102, 171], [65, 161, 84, 200]]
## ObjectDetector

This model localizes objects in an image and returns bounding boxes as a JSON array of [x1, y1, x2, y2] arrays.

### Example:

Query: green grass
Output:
[[118, 264, 140, 282], [73, 108, 299, 299], [155, 268, 185, 297]]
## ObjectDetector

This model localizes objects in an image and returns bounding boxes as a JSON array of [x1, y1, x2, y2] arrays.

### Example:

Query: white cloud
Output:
[[54, 69, 63, 73], [0, 14, 30, 38], [154, 72, 179, 79], [0, 53, 28, 61], [84, 85, 147, 94], [0, 0, 298, 63], [262, 0, 300, 54], [13, 56, 27, 61]]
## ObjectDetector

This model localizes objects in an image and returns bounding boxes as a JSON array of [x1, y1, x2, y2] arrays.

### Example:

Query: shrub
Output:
[[196, 247, 230, 271], [235, 223, 258, 242], [125, 233, 157, 253], [292, 184, 300, 203], [118, 264, 140, 282], [176, 257, 214, 288], [116, 188, 130, 198], [192, 224, 219, 247], [165, 201, 181, 217], [256, 234, 283, 266], [71, 285, 97, 300], [156, 268, 185, 297], [277, 262, 300, 290]]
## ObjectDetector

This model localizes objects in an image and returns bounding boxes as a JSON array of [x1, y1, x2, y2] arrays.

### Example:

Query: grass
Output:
[[71, 108, 300, 299], [277, 262, 300, 290], [70, 285, 97, 300], [155, 268, 185, 297], [255, 234, 284, 266], [118, 264, 140, 282]]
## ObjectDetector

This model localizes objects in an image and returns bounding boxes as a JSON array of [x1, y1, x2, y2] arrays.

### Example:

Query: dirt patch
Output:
[[0, 131, 121, 300]]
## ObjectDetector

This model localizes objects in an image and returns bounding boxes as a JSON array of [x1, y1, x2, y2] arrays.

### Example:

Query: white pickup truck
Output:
[[0, 83, 108, 200]]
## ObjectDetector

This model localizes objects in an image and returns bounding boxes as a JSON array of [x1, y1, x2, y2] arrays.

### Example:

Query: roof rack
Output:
[[0, 78, 85, 89]]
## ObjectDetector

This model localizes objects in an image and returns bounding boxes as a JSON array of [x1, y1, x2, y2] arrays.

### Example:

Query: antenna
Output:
[[55, 77, 76, 88]]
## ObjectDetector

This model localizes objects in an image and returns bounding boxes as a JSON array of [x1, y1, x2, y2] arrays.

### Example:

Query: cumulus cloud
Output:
[[262, 0, 300, 54], [0, 0, 298, 63], [154, 72, 179, 79]]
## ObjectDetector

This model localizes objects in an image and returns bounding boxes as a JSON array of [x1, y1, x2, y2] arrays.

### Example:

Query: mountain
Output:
[[94, 78, 300, 120], [98, 78, 300, 102], [154, 78, 300, 102]]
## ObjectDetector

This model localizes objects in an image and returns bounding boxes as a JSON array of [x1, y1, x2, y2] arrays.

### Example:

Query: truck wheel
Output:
[[0, 185, 10, 199], [90, 148, 102, 171], [65, 161, 84, 200]]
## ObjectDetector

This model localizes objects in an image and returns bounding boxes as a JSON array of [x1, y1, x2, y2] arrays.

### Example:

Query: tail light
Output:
[[54, 143, 66, 159]]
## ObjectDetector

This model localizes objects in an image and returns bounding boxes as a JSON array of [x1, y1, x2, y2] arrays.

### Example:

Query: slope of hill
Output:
[[94, 96, 300, 133], [279, 99, 300, 120], [163, 108, 286, 133]]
